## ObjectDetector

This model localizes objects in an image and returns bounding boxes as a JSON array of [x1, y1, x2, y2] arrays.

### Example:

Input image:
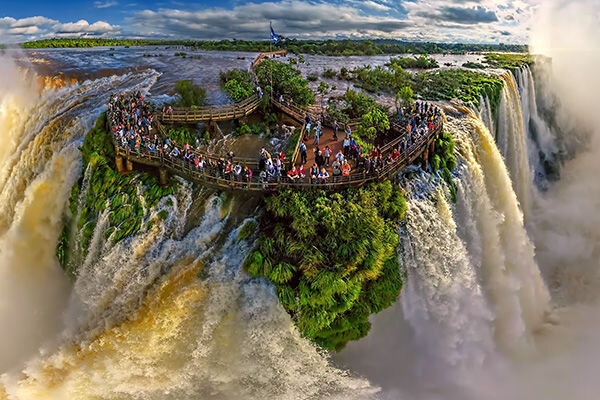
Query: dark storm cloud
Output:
[[438, 6, 498, 24]]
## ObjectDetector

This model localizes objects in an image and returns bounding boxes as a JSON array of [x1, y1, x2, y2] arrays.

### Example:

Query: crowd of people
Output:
[[108, 91, 441, 188]]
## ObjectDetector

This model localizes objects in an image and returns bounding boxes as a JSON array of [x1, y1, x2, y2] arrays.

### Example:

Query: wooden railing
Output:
[[112, 121, 442, 192], [158, 94, 261, 123]]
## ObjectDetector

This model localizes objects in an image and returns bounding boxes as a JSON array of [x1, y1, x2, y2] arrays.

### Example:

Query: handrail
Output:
[[111, 120, 443, 192]]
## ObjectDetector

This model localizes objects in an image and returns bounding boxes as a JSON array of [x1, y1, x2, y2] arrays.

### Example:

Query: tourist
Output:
[[243, 165, 252, 182], [332, 158, 341, 176], [313, 125, 320, 145], [287, 165, 299, 182], [318, 168, 329, 184], [332, 120, 339, 141], [310, 163, 319, 184], [224, 161, 233, 179], [233, 163, 242, 181], [323, 145, 332, 167], [299, 142, 307, 164], [341, 160, 351, 177], [298, 164, 306, 179], [343, 136, 350, 157], [315, 149, 324, 169]]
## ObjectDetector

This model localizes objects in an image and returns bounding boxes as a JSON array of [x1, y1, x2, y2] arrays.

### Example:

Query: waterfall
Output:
[[404, 111, 550, 356], [496, 70, 534, 217], [0, 54, 376, 399], [479, 94, 495, 137]]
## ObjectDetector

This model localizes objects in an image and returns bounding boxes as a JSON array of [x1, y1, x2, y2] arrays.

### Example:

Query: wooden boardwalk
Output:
[[113, 50, 443, 192]]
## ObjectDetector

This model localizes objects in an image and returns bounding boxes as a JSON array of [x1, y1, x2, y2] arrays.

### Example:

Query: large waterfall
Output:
[[0, 57, 377, 399]]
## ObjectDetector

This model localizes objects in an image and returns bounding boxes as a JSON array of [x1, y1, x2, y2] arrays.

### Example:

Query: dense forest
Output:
[[21, 38, 528, 55]]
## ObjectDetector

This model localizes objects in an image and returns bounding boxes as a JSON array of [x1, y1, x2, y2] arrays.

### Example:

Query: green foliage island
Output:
[[244, 181, 406, 350], [388, 55, 439, 69]]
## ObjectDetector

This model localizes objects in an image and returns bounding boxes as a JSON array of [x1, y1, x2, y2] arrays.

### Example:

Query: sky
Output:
[[0, 0, 540, 44]]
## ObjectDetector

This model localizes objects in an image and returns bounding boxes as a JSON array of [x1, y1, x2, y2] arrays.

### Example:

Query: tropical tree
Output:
[[396, 86, 414, 112], [358, 108, 390, 141]]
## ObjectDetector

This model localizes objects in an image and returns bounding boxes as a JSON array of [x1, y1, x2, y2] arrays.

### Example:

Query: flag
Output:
[[270, 22, 279, 44]]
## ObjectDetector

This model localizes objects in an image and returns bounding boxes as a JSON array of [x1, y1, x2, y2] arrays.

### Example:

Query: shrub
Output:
[[175, 79, 206, 107], [220, 69, 254, 102], [254, 59, 315, 106]]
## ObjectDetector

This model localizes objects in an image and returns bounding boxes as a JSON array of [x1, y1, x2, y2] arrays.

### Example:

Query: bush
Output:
[[175, 79, 206, 107], [307, 74, 318, 82], [387, 55, 439, 69], [323, 69, 337, 79], [254, 59, 315, 107], [220, 69, 254, 102]]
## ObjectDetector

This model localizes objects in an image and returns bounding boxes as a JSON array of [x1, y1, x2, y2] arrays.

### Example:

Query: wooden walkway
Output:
[[112, 50, 443, 192], [113, 122, 441, 192]]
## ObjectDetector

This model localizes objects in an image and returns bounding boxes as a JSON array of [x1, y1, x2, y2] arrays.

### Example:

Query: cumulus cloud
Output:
[[52, 20, 120, 35], [0, 16, 120, 42]]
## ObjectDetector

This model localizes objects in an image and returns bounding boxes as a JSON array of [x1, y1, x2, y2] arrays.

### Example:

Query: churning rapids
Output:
[[1, 7, 600, 400]]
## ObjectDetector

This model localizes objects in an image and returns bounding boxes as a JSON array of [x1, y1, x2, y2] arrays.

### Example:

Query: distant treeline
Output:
[[21, 38, 528, 55]]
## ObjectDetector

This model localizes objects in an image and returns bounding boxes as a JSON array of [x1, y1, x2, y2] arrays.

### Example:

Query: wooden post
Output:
[[126, 159, 133, 172], [421, 146, 429, 170], [159, 167, 169, 186], [115, 156, 124, 173], [429, 139, 436, 163]]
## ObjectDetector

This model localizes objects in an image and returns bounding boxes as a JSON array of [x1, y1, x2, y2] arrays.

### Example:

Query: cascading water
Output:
[[0, 55, 377, 399], [495, 70, 534, 217], [336, 108, 551, 399]]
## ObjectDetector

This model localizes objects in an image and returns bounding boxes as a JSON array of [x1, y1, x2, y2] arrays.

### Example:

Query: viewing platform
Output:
[[111, 50, 443, 192]]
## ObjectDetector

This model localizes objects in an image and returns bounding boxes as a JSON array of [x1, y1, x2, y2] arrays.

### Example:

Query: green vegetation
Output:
[[219, 69, 254, 102], [462, 62, 486, 69], [326, 90, 387, 123], [388, 55, 439, 69], [238, 220, 257, 242], [431, 132, 458, 202], [323, 69, 337, 79], [411, 69, 504, 116], [166, 126, 194, 145], [349, 64, 411, 93], [357, 108, 390, 141], [244, 180, 406, 350], [58, 113, 175, 277], [396, 86, 414, 111], [307, 74, 318, 82], [484, 53, 533, 71], [341, 64, 503, 117], [21, 38, 527, 56], [254, 59, 315, 107], [174, 80, 206, 107]]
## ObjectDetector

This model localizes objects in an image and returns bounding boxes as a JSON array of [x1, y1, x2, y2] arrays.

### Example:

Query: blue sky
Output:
[[0, 0, 538, 44]]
